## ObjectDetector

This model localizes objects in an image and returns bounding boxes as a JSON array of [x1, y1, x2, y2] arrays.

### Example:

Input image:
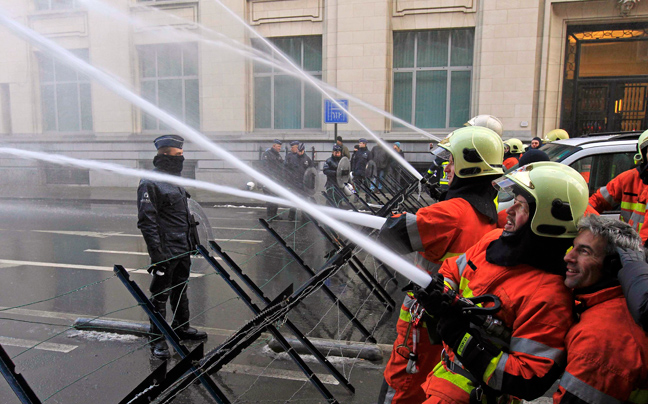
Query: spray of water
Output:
[[0, 147, 386, 230], [0, 13, 430, 287], [79, 0, 432, 179], [209, 0, 423, 180]]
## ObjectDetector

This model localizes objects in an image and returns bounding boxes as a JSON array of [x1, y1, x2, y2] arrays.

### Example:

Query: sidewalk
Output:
[[0, 185, 267, 206]]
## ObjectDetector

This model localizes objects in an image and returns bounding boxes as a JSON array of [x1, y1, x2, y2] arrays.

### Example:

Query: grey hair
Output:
[[577, 214, 642, 255]]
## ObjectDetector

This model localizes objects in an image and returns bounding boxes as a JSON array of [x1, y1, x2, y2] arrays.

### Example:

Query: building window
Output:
[[35, 0, 78, 10], [393, 29, 474, 129], [253, 36, 322, 130], [138, 43, 200, 131], [37, 49, 93, 132]]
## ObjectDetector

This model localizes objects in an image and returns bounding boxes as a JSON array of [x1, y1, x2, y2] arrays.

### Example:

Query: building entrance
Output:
[[561, 23, 648, 137]]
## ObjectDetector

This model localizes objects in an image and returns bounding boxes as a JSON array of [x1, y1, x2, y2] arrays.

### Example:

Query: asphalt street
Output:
[[0, 199, 401, 404]]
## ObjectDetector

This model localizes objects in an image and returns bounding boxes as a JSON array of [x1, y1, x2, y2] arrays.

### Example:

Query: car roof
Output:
[[549, 131, 641, 148]]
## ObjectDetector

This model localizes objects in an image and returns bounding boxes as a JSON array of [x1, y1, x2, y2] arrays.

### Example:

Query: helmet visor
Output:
[[430, 145, 452, 161], [492, 168, 534, 195]]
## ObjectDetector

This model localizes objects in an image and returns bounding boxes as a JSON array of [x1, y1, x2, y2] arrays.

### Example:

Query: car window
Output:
[[540, 143, 581, 162], [570, 152, 636, 197]]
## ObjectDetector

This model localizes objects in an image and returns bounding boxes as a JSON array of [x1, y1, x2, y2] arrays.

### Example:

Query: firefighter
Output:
[[376, 126, 504, 404], [416, 162, 589, 404], [554, 215, 648, 404], [424, 115, 503, 200], [544, 128, 569, 142], [502, 138, 524, 170], [588, 129, 648, 243]]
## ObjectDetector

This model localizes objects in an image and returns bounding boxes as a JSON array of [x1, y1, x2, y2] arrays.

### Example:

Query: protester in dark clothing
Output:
[[323, 145, 343, 206], [285, 141, 314, 220], [352, 139, 371, 196], [370, 142, 390, 191], [336, 136, 350, 160], [137, 135, 207, 359], [261, 139, 284, 219]]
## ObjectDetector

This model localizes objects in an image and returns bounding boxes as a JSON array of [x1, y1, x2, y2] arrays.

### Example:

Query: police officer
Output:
[[137, 135, 207, 359], [261, 139, 284, 219], [285, 141, 314, 220], [322, 144, 343, 207], [352, 138, 371, 197], [377, 126, 504, 404], [416, 162, 588, 404]]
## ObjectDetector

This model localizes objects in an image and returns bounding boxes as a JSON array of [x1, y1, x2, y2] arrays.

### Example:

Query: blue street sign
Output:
[[324, 99, 349, 124]]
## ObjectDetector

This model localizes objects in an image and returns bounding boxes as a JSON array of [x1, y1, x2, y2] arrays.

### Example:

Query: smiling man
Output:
[[554, 215, 648, 404]]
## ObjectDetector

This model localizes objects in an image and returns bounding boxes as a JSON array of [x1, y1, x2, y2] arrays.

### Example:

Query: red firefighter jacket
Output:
[[422, 229, 574, 403], [553, 286, 648, 404], [589, 168, 648, 242]]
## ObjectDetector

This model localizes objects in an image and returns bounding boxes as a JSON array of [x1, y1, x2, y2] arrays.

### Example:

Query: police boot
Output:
[[172, 298, 207, 341], [149, 298, 171, 359]]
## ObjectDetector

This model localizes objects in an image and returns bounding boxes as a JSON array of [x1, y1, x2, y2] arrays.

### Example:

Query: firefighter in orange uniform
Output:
[[554, 214, 648, 404], [416, 162, 589, 404], [588, 129, 648, 243], [502, 138, 524, 170], [376, 126, 505, 404]]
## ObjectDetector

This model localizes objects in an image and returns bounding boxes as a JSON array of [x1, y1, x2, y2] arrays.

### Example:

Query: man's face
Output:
[[504, 194, 530, 233], [272, 143, 281, 152], [291, 145, 299, 153], [444, 155, 455, 186], [564, 230, 606, 289], [359, 142, 366, 148], [531, 140, 540, 149], [393, 145, 400, 152], [333, 151, 341, 158], [165, 147, 183, 157]]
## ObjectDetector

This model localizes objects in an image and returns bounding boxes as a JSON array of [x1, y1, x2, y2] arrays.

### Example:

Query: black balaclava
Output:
[[485, 193, 574, 275], [153, 154, 184, 175], [444, 174, 500, 224]]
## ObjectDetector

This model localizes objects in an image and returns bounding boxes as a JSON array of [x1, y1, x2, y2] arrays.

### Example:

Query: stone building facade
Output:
[[0, 0, 645, 189]]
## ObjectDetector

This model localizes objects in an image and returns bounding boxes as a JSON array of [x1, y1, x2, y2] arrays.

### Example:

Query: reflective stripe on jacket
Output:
[[423, 229, 573, 403], [553, 286, 648, 404], [589, 168, 647, 241]]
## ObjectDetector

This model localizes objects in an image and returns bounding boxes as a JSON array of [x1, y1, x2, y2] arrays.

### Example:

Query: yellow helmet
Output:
[[493, 162, 588, 238], [504, 138, 524, 154], [431, 126, 504, 179], [465, 115, 504, 137], [543, 129, 569, 142], [634, 130, 648, 163]]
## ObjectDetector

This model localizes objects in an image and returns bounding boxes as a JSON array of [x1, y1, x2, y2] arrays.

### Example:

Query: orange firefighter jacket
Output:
[[422, 229, 574, 403], [553, 286, 648, 404], [589, 168, 648, 242], [382, 198, 498, 404]]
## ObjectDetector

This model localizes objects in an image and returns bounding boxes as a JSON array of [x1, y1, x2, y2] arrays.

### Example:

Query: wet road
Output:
[[0, 199, 402, 403]]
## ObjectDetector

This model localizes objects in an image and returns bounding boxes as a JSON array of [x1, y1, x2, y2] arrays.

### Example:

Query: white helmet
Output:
[[465, 115, 504, 137], [246, 182, 256, 191]]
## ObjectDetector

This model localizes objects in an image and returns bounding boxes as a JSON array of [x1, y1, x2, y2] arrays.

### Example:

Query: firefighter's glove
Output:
[[617, 246, 647, 267], [439, 315, 501, 380], [413, 274, 453, 317]]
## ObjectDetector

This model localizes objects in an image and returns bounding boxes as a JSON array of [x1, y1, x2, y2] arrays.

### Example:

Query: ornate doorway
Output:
[[560, 23, 648, 137]]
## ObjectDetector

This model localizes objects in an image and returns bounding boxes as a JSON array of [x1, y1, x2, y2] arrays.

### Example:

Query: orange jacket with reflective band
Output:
[[407, 197, 497, 269], [423, 229, 573, 402], [553, 286, 648, 404], [589, 168, 648, 241], [382, 198, 497, 404]]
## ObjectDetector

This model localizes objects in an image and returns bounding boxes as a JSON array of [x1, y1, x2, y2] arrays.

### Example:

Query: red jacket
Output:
[[553, 286, 648, 404], [382, 198, 497, 404], [589, 168, 648, 242], [408, 198, 497, 270], [422, 229, 574, 403]]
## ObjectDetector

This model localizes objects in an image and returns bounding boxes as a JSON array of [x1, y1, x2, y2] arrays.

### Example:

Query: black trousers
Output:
[[149, 255, 191, 330]]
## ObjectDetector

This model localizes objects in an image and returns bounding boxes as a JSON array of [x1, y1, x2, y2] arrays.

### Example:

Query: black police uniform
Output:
[[285, 151, 314, 220], [323, 154, 342, 206], [261, 145, 284, 218], [352, 146, 371, 194]]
